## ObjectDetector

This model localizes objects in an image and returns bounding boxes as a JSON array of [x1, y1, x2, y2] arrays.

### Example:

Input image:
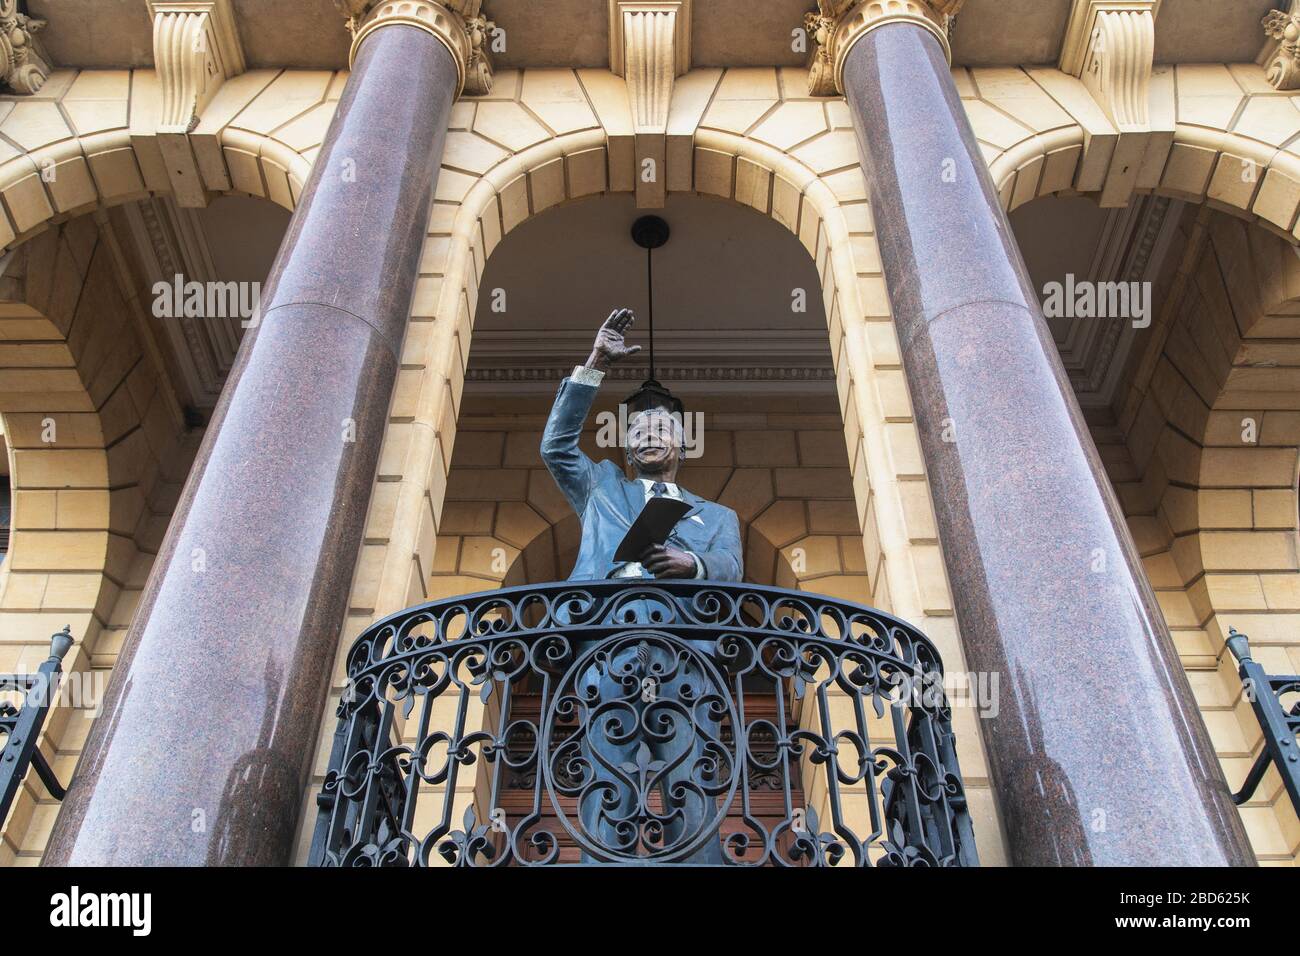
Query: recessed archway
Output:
[[401, 184, 876, 868], [0, 189, 292, 863], [1010, 190, 1300, 862], [426, 189, 869, 604]]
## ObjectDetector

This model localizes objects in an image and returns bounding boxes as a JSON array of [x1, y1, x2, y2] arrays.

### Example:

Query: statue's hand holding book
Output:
[[613, 496, 692, 562]]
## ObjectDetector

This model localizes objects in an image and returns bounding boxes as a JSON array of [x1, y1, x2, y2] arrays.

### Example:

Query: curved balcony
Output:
[[308, 581, 978, 867]]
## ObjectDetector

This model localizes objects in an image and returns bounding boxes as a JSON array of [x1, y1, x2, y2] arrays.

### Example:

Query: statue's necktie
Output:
[[650, 481, 669, 498]]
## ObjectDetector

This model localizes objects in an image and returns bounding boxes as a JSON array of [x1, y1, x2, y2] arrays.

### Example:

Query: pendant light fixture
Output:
[[625, 214, 684, 418]]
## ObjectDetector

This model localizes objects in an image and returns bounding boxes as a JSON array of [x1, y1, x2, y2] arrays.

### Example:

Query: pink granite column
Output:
[[43, 24, 457, 865], [841, 22, 1254, 865]]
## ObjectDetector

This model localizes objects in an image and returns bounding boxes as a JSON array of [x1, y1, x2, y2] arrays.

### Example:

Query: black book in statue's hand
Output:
[[614, 496, 693, 562]]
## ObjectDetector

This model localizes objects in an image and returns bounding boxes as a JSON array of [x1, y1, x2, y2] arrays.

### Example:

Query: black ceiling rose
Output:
[[630, 215, 670, 250]]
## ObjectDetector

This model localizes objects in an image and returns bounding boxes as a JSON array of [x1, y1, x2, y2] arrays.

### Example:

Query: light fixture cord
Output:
[[646, 245, 656, 381]]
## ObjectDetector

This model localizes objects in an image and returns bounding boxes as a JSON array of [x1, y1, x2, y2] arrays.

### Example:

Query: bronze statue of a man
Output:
[[540, 308, 742, 582], [539, 309, 743, 864]]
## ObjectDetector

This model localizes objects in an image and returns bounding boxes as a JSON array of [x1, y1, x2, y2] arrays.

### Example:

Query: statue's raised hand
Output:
[[585, 308, 642, 372]]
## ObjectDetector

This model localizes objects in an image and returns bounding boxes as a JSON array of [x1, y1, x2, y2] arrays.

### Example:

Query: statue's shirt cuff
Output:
[[571, 365, 605, 387], [689, 551, 705, 579]]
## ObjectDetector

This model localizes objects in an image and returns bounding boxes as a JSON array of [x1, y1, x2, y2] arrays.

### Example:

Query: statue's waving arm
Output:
[[540, 376, 600, 515], [539, 309, 641, 515]]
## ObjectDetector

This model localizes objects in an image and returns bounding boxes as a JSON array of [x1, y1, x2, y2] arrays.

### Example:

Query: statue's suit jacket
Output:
[[541, 376, 743, 582]]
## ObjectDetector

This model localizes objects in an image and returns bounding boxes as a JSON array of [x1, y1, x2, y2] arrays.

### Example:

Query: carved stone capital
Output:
[[1262, 2, 1300, 91], [147, 1, 246, 133], [462, 11, 497, 96], [1059, 1, 1160, 130], [0, 0, 50, 95], [804, 0, 959, 96], [338, 1, 489, 97]]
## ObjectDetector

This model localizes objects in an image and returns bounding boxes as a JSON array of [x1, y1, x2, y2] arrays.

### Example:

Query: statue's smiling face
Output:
[[626, 409, 682, 474]]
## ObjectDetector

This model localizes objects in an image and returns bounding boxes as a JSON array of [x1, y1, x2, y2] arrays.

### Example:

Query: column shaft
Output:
[[43, 24, 457, 866], [841, 22, 1254, 865]]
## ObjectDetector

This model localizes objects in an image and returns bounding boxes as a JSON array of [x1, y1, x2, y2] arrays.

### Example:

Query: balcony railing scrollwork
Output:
[[1226, 628, 1300, 816], [309, 581, 978, 867], [0, 626, 73, 826]]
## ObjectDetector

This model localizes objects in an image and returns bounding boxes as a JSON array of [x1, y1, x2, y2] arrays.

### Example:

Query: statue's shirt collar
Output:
[[637, 478, 681, 498]]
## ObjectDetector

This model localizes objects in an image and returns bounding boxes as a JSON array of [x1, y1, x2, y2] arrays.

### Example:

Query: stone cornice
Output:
[[805, 0, 960, 96], [465, 366, 836, 385], [466, 327, 836, 392], [1052, 194, 1178, 406], [1, 2, 1284, 78], [116, 195, 243, 410], [336, 0, 493, 96], [0, 0, 50, 95]]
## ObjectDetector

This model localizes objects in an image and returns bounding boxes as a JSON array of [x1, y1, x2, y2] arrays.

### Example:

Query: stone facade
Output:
[[0, 0, 1295, 867]]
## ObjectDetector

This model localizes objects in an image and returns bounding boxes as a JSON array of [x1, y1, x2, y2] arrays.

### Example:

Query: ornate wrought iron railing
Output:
[[1226, 628, 1300, 815], [0, 627, 73, 825], [309, 581, 977, 867]]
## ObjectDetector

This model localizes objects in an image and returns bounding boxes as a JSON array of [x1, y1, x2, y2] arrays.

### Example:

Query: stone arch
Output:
[[0, 211, 195, 862], [367, 102, 937, 637], [0, 72, 324, 642], [0, 181, 309, 653], [0, 201, 304, 862], [389, 307, 874, 872], [0, 112, 318, 586], [1060, 211, 1300, 634], [967, 64, 1300, 246], [987, 124, 1088, 212], [411, 126, 889, 604], [0, 83, 324, 254], [416, 249, 878, 868], [0, 210, 207, 662], [991, 119, 1300, 231]]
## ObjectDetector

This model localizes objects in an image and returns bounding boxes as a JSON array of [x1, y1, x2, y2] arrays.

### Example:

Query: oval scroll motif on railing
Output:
[[544, 630, 742, 863]]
